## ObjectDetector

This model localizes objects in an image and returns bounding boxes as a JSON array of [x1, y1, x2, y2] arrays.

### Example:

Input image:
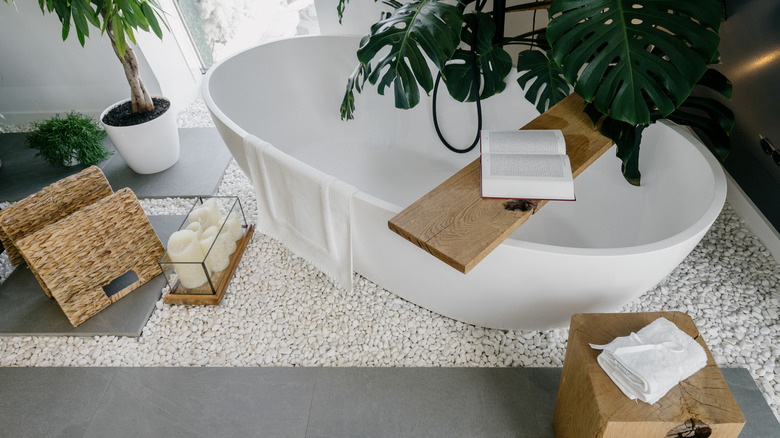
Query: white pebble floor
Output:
[[1, 100, 778, 422]]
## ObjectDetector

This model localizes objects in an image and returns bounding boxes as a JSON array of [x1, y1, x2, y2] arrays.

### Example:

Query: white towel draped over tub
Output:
[[590, 316, 708, 405], [243, 134, 358, 292]]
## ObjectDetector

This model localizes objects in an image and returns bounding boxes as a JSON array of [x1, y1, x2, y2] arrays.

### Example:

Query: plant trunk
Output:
[[104, 14, 154, 114]]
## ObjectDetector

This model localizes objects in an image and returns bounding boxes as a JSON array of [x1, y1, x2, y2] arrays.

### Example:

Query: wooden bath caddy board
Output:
[[16, 188, 165, 327], [163, 224, 255, 306], [388, 94, 614, 273]]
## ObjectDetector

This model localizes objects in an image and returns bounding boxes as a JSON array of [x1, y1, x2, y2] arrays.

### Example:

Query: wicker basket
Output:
[[16, 188, 164, 327], [0, 166, 112, 266]]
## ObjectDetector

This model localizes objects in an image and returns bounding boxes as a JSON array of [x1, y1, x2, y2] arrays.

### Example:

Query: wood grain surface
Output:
[[554, 312, 745, 438], [388, 93, 614, 273]]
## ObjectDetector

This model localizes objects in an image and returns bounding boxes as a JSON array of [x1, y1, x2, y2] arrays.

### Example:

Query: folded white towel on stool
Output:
[[244, 134, 358, 292], [590, 317, 708, 404]]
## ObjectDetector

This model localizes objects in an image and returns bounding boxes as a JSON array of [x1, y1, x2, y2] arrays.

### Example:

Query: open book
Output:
[[480, 129, 575, 200]]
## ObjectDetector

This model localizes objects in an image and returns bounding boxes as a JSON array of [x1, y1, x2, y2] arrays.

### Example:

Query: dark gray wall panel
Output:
[[715, 0, 780, 231]]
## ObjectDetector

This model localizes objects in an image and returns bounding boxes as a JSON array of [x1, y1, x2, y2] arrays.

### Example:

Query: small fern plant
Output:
[[27, 112, 110, 167]]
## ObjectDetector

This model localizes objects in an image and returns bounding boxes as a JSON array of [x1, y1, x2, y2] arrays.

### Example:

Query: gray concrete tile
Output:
[[83, 368, 316, 438], [0, 367, 118, 438], [0, 132, 115, 201], [101, 128, 232, 198], [0, 215, 182, 337], [721, 367, 780, 436], [0, 128, 231, 201], [0, 367, 775, 437], [306, 367, 557, 438]]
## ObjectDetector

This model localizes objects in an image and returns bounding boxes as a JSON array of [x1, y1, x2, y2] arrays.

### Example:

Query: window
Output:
[[173, 0, 320, 71]]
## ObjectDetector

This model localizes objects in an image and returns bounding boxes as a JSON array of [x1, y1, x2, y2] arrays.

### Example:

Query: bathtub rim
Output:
[[202, 34, 727, 259]]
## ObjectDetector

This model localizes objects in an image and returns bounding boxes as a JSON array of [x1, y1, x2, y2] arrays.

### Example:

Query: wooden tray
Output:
[[163, 224, 255, 305]]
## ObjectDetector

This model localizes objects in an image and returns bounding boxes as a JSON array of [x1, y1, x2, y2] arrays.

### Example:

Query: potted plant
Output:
[[2, 0, 179, 174], [26, 111, 110, 168], [339, 0, 733, 186]]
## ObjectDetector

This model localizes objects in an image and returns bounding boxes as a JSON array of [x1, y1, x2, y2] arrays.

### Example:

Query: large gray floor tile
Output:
[[722, 367, 780, 437], [83, 368, 316, 438], [0, 132, 114, 201], [0, 367, 776, 437], [0, 128, 231, 201], [306, 367, 559, 438], [0, 215, 182, 337], [0, 367, 118, 438], [101, 128, 232, 198]]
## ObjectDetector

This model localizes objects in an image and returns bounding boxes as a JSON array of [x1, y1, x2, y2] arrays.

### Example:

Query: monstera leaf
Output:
[[598, 116, 646, 185], [547, 0, 724, 125], [663, 68, 734, 160], [355, 0, 464, 110], [441, 12, 512, 102], [340, 63, 372, 121], [515, 49, 570, 114], [588, 68, 734, 185]]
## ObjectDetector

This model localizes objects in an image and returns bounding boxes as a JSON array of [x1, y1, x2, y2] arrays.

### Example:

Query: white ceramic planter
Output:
[[101, 97, 180, 174]]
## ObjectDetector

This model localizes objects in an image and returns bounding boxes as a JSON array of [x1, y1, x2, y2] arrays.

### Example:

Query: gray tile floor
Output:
[[0, 128, 232, 201], [0, 367, 776, 438]]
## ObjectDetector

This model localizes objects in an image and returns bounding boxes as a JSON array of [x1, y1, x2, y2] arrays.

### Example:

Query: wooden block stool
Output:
[[554, 312, 745, 438]]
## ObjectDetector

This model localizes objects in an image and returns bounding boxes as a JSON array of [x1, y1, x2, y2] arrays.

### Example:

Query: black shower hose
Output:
[[432, 4, 485, 154]]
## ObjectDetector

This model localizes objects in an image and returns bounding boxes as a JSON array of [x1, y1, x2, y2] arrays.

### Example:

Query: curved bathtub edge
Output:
[[201, 35, 730, 330]]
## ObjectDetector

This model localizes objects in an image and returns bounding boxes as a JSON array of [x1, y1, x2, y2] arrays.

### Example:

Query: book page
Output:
[[483, 130, 564, 154], [487, 154, 568, 178]]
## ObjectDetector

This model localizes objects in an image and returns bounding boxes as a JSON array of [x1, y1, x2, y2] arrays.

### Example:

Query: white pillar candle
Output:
[[167, 230, 209, 289], [185, 221, 203, 238], [199, 230, 230, 273], [224, 211, 244, 242], [187, 208, 210, 230], [204, 225, 237, 258], [188, 198, 221, 230], [202, 198, 222, 228]]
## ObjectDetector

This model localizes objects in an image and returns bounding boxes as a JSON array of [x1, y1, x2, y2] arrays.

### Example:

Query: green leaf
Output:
[[140, 2, 164, 39], [600, 118, 646, 185], [515, 49, 570, 113], [124, 21, 137, 45], [112, 11, 127, 58], [441, 12, 512, 102], [52, 0, 69, 27], [547, 0, 724, 125], [61, 15, 70, 41], [665, 96, 733, 160], [583, 102, 603, 126], [337, 0, 348, 24], [101, 0, 113, 34], [80, 0, 101, 28], [357, 0, 463, 110], [70, 0, 91, 40], [341, 63, 371, 120], [697, 68, 732, 99], [76, 27, 86, 46]]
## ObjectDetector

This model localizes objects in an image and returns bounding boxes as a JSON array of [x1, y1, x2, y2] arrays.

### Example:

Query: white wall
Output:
[[0, 0, 199, 123]]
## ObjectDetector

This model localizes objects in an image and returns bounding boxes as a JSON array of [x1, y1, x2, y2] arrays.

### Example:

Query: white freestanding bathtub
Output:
[[202, 35, 726, 329]]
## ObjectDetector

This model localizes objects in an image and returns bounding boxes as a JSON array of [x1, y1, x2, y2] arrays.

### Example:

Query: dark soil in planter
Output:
[[102, 97, 170, 127]]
